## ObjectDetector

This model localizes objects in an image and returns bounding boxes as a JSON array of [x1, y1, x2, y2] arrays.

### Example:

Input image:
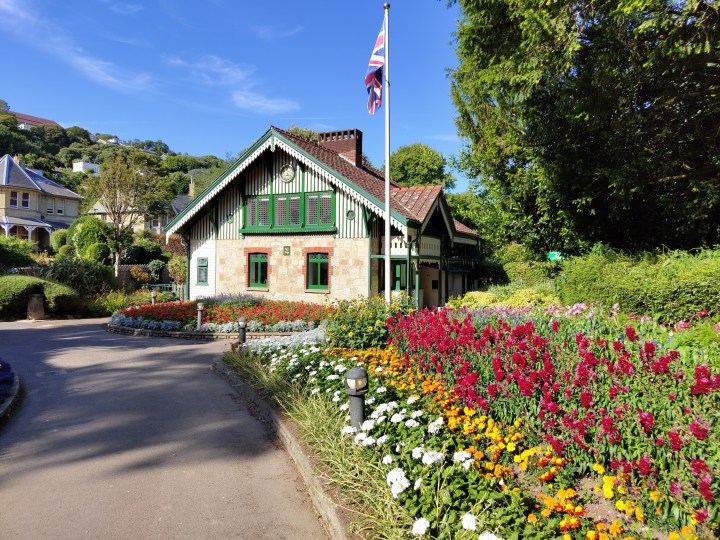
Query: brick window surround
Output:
[[302, 246, 334, 292], [244, 247, 272, 290]]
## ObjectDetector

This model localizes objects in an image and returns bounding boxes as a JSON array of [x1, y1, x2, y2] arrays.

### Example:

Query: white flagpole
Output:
[[383, 2, 391, 304]]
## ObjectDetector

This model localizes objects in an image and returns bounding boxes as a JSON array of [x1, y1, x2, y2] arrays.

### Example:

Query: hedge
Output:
[[0, 275, 80, 320]]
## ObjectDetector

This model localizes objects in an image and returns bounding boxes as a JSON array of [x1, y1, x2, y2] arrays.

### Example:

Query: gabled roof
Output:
[[394, 184, 479, 239], [165, 126, 478, 240], [8, 111, 61, 128], [0, 155, 82, 200]]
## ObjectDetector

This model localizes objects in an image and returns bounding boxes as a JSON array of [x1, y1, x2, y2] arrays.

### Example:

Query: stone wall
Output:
[[215, 235, 369, 302]]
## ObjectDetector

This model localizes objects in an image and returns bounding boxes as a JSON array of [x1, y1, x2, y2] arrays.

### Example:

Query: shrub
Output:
[[447, 291, 498, 309], [50, 229, 68, 252], [0, 237, 35, 272], [84, 242, 111, 264], [56, 244, 75, 259], [0, 275, 79, 319], [556, 248, 720, 323], [122, 239, 165, 264], [147, 259, 165, 282], [39, 258, 117, 297], [129, 266, 151, 285], [167, 255, 187, 284], [67, 216, 113, 259]]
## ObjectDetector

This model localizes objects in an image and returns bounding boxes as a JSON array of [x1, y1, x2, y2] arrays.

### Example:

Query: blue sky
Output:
[[0, 0, 470, 191]]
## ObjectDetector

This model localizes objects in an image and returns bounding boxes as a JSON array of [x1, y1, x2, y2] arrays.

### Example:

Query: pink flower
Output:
[[689, 420, 709, 441]]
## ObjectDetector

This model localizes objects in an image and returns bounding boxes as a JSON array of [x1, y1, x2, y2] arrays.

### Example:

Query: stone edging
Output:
[[106, 323, 291, 341], [0, 374, 21, 421], [212, 360, 348, 540]]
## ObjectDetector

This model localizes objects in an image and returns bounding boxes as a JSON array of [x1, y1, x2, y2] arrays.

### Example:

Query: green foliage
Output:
[[448, 288, 561, 310], [388, 143, 456, 190], [50, 229, 68, 252], [167, 255, 187, 284], [556, 248, 720, 323], [66, 215, 113, 259], [0, 236, 35, 272], [450, 0, 720, 256], [325, 294, 413, 349], [146, 259, 165, 282], [84, 242, 111, 264], [93, 289, 177, 314], [0, 275, 79, 319], [39, 258, 117, 298], [122, 239, 165, 264], [56, 244, 74, 259], [129, 266, 151, 284]]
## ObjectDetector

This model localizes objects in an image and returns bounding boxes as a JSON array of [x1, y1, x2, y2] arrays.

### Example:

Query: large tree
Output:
[[450, 0, 720, 256], [87, 152, 174, 276], [388, 143, 456, 190]]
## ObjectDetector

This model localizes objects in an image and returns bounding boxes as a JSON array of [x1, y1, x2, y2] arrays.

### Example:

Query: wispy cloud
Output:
[[426, 134, 460, 142], [99, 0, 143, 15], [165, 55, 253, 87], [168, 55, 300, 115], [0, 0, 154, 92], [232, 90, 300, 115], [253, 25, 303, 41]]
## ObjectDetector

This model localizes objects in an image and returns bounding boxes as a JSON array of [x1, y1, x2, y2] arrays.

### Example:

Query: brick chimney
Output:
[[318, 129, 363, 167]]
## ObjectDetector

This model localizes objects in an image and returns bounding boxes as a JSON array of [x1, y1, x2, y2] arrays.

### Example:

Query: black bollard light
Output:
[[344, 367, 369, 430], [237, 317, 247, 344], [196, 302, 204, 330]]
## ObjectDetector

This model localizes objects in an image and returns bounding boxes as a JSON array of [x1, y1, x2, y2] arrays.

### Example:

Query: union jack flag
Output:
[[365, 24, 385, 115]]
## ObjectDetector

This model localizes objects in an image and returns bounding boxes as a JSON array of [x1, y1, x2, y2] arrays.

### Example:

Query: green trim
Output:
[[248, 253, 268, 288], [197, 257, 209, 285], [306, 252, 329, 290]]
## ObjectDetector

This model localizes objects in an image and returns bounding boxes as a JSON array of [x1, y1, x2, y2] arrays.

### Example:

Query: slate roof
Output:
[[0, 155, 82, 200]]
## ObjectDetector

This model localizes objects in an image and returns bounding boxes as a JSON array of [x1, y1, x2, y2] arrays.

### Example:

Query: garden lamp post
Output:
[[150, 289, 157, 305], [196, 302, 204, 330], [237, 317, 247, 344], [344, 367, 369, 430]]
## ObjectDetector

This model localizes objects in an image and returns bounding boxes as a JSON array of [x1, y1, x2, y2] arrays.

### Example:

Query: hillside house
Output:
[[165, 127, 482, 307], [0, 154, 82, 250]]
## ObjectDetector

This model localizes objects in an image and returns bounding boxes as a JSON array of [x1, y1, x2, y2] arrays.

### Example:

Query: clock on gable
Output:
[[280, 163, 295, 182]]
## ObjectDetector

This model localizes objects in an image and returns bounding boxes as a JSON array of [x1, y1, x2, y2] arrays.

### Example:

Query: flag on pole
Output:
[[365, 24, 385, 115]]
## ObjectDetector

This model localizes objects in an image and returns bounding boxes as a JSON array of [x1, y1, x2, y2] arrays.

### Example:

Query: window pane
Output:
[[47, 198, 55, 214], [248, 197, 257, 226], [289, 196, 301, 225], [320, 194, 332, 224], [307, 252, 329, 289], [249, 253, 268, 287], [57, 199, 64, 215], [275, 196, 287, 226], [258, 197, 269, 226], [21, 193, 29, 209], [10, 191, 17, 208], [307, 195, 318, 225]]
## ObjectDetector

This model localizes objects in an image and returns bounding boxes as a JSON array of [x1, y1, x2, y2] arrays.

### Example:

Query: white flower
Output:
[[414, 478, 422, 490], [390, 413, 405, 423], [326, 374, 339, 381], [453, 451, 471, 463], [362, 436, 376, 446], [375, 367, 383, 373], [412, 446, 425, 460], [462, 513, 477, 531], [366, 397, 376, 405], [422, 450, 444, 466], [477, 532, 503, 540], [405, 419, 420, 428], [354, 432, 368, 445], [311, 388, 320, 395], [361, 419, 375, 432], [462, 459, 475, 471], [386, 468, 410, 498], [377, 435, 388, 445], [411, 517, 430, 536], [340, 426, 357, 435], [406, 396, 419, 405], [428, 416, 444, 434], [332, 394, 341, 402], [382, 454, 393, 465], [411, 410, 424, 419], [376, 386, 387, 393], [334, 364, 347, 372], [339, 403, 350, 411]]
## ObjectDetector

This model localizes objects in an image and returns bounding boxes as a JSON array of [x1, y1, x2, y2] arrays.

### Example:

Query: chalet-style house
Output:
[[165, 127, 482, 308], [0, 154, 82, 250]]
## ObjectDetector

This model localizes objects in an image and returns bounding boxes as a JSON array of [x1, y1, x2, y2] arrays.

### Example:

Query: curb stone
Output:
[[212, 360, 349, 540], [106, 323, 291, 341], [0, 370, 21, 421]]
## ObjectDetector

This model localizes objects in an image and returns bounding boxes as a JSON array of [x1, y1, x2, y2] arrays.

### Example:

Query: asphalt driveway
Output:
[[0, 318, 326, 539]]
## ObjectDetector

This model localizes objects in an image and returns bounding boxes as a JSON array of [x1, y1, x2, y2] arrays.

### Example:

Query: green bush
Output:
[[0, 275, 79, 319], [67, 216, 113, 259], [50, 229, 68, 252], [147, 259, 165, 282], [39, 258, 117, 298], [122, 239, 165, 264], [0, 236, 35, 272], [84, 242, 111, 264], [556, 248, 720, 322], [93, 289, 177, 314], [326, 294, 412, 349], [167, 255, 187, 284], [56, 244, 75, 259]]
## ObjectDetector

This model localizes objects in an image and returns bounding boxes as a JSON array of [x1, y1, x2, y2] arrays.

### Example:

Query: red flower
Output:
[[580, 390, 593, 408], [689, 420, 709, 441], [625, 326, 639, 342]]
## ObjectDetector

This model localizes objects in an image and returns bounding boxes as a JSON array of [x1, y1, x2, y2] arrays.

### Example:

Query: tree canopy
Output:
[[388, 144, 456, 190], [449, 0, 720, 256]]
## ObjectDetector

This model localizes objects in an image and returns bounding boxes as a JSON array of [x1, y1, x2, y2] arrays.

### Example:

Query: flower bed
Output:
[[236, 304, 719, 540], [114, 296, 332, 333]]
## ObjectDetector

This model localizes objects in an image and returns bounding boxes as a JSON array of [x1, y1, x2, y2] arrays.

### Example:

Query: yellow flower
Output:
[[609, 520, 622, 536], [593, 463, 606, 475], [634, 507, 644, 522], [527, 514, 537, 523], [668, 533, 680, 540], [587, 531, 598, 540], [347, 331, 354, 337], [649, 490, 662, 503], [506, 441, 517, 452]]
